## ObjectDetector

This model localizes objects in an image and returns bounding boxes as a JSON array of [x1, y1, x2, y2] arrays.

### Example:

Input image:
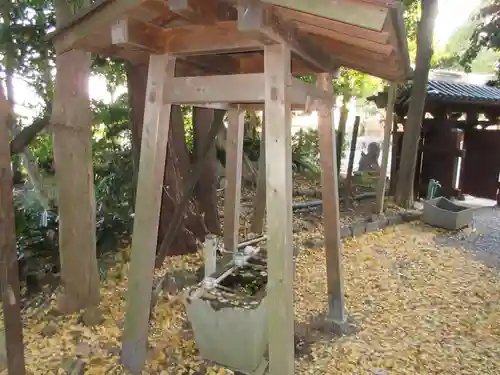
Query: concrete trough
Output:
[[183, 263, 268, 374], [422, 197, 475, 231]]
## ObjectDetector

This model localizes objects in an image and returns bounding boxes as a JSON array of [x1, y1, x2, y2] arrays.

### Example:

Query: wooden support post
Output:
[[344, 116, 361, 208], [317, 72, 347, 327], [223, 108, 245, 252], [121, 54, 175, 374], [374, 83, 396, 215], [389, 119, 400, 196], [264, 44, 294, 375], [204, 234, 217, 277], [0, 84, 26, 375], [250, 111, 266, 234]]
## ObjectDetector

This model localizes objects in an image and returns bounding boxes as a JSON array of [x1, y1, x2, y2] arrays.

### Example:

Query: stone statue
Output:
[[358, 142, 381, 173]]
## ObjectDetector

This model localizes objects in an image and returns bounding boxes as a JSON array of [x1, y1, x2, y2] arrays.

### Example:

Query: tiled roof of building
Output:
[[368, 79, 500, 109], [397, 80, 500, 106]]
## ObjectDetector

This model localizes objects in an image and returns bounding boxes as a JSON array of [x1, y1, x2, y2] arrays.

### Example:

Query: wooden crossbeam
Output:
[[164, 74, 266, 104], [164, 22, 262, 56], [236, 0, 339, 73], [163, 73, 335, 106]]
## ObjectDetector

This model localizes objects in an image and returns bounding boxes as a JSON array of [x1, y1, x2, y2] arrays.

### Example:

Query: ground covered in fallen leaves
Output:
[[6, 220, 500, 374]]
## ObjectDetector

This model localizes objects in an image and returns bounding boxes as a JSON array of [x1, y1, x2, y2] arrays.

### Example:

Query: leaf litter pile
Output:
[[3, 175, 500, 375]]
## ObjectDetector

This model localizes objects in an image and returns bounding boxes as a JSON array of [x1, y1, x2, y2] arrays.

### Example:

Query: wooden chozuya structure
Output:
[[49, 0, 411, 373]]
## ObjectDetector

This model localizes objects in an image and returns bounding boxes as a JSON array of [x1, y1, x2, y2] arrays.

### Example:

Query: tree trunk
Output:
[[0, 81, 26, 375], [216, 125, 257, 185], [1, 8, 52, 210], [395, 0, 439, 208], [193, 107, 221, 235], [157, 105, 208, 257], [51, 0, 100, 313], [126, 65, 207, 257]]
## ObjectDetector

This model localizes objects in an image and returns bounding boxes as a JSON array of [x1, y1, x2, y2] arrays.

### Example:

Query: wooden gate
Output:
[[461, 129, 500, 202], [418, 121, 463, 198]]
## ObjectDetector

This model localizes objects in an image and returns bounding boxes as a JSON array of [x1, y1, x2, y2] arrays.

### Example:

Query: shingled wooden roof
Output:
[[50, 0, 411, 81]]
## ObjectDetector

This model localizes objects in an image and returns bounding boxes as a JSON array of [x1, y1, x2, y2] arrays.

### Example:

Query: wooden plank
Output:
[[374, 82, 396, 214], [238, 53, 320, 75], [0, 84, 26, 375], [111, 18, 166, 53], [223, 108, 245, 252], [261, 0, 388, 31], [237, 1, 339, 72], [276, 7, 391, 44], [181, 55, 241, 75], [293, 21, 394, 55], [316, 72, 346, 324], [164, 74, 265, 104], [313, 33, 393, 63], [290, 76, 335, 107], [121, 54, 175, 374], [250, 111, 266, 234], [264, 43, 294, 375], [164, 21, 262, 56]]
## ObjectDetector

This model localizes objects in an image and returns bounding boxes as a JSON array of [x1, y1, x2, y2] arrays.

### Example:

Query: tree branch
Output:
[[9, 114, 50, 154]]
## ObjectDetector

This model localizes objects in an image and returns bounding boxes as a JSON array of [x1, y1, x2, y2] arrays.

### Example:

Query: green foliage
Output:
[[401, 0, 420, 60], [333, 68, 382, 99], [291, 128, 348, 177], [432, 11, 500, 74], [182, 105, 194, 151], [91, 94, 135, 251], [460, 0, 500, 81]]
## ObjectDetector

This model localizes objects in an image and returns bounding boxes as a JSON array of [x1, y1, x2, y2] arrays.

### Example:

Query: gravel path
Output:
[[435, 206, 500, 268]]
